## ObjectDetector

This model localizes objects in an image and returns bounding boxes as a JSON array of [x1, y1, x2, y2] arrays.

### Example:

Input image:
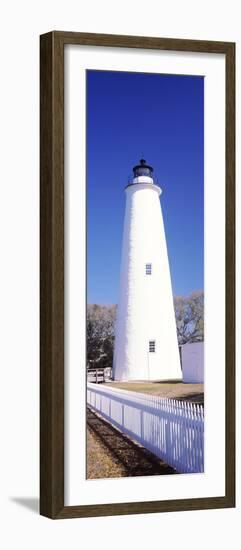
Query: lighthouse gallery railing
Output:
[[87, 382, 204, 474]]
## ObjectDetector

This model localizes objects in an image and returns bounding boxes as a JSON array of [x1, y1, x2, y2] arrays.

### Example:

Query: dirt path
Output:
[[87, 408, 176, 479]]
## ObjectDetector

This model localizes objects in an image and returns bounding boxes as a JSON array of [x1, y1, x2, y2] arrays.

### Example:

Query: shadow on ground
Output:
[[87, 408, 176, 479], [10, 497, 39, 514], [175, 393, 204, 405]]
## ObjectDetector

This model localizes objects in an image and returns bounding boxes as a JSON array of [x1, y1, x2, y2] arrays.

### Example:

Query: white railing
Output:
[[87, 382, 204, 474]]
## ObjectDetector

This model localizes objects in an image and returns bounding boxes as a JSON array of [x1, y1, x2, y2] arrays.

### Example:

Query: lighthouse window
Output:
[[146, 263, 152, 275], [149, 340, 156, 353]]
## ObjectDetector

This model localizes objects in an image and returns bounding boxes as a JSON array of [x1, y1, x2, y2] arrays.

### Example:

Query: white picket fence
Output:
[[87, 382, 204, 474]]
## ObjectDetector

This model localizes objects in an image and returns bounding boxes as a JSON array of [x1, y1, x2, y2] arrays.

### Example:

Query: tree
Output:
[[174, 291, 204, 345], [87, 304, 116, 369]]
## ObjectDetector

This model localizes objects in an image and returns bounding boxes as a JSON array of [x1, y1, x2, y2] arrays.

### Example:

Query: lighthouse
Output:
[[113, 159, 182, 381]]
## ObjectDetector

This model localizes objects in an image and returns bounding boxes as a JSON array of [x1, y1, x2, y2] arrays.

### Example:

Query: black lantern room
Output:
[[133, 158, 153, 178]]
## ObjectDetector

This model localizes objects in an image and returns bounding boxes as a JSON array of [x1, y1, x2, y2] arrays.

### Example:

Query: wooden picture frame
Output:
[[40, 31, 235, 519]]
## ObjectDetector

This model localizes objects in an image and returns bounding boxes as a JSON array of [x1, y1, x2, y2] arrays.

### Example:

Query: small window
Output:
[[146, 263, 152, 275], [149, 340, 156, 353]]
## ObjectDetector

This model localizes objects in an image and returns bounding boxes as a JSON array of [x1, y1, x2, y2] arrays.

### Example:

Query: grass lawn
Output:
[[105, 380, 204, 405]]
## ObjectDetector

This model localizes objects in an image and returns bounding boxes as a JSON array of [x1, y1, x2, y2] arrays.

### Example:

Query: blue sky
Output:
[[87, 70, 204, 305]]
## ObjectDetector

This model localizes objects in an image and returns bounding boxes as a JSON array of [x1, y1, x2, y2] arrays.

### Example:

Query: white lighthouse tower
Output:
[[113, 159, 182, 381]]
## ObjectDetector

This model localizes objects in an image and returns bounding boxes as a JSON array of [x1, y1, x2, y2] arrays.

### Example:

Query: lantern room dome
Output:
[[133, 158, 153, 178]]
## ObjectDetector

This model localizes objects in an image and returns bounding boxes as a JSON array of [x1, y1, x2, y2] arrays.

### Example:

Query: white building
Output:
[[113, 159, 182, 381], [181, 342, 204, 383]]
